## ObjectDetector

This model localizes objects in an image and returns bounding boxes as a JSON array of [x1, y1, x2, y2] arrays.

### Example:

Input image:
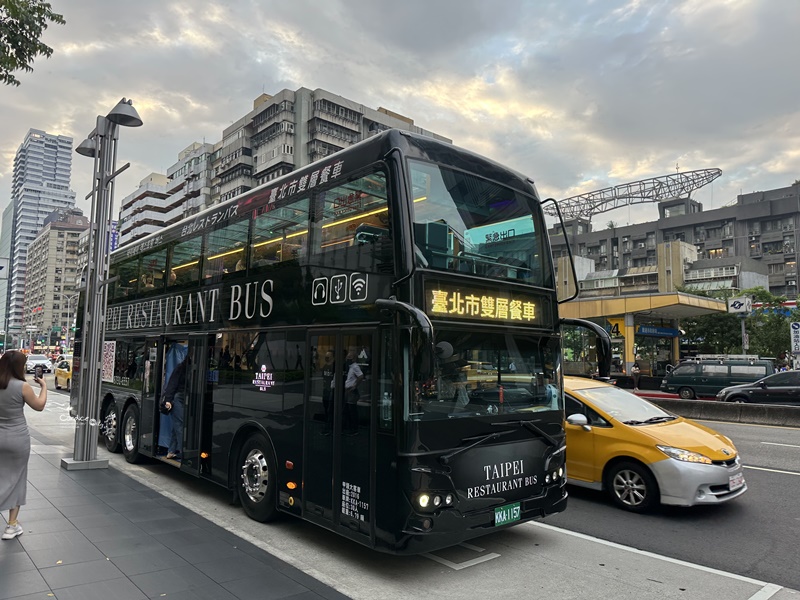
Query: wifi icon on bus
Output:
[[349, 273, 368, 302]]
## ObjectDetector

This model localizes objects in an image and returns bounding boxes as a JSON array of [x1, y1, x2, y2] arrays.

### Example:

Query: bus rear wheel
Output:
[[103, 402, 121, 453], [122, 404, 141, 463], [678, 387, 695, 399], [237, 433, 278, 522]]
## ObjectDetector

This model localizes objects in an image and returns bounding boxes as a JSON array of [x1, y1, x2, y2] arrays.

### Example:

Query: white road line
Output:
[[748, 583, 783, 600], [760, 441, 800, 449], [744, 465, 800, 476], [528, 521, 784, 591], [422, 548, 501, 570]]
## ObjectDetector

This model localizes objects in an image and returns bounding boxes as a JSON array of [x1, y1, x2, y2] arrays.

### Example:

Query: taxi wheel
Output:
[[678, 387, 695, 399], [606, 461, 659, 513], [55, 378, 61, 390]]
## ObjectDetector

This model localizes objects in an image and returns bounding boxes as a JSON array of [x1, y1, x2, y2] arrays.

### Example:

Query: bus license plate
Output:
[[729, 473, 744, 491], [494, 502, 521, 527]]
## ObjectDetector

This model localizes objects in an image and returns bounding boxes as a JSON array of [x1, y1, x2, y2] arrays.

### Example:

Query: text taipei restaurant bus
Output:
[[71, 129, 608, 554]]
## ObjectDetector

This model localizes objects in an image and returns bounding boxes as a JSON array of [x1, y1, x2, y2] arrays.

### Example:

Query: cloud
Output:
[[0, 0, 798, 229]]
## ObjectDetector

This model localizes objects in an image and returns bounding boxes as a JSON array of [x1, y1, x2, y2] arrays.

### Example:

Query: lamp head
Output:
[[107, 97, 143, 127], [75, 137, 97, 157]]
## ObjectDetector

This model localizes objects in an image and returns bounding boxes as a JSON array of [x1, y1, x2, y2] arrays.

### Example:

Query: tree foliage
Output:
[[1, 0, 65, 87]]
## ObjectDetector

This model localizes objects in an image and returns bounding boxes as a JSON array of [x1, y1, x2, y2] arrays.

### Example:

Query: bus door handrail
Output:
[[375, 297, 436, 379]]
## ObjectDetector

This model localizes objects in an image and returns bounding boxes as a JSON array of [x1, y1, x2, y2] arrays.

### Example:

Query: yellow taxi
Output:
[[563, 376, 747, 512], [54, 358, 73, 391]]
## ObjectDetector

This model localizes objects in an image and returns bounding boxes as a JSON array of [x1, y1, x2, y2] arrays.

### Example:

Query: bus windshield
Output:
[[410, 159, 550, 287], [412, 331, 562, 420]]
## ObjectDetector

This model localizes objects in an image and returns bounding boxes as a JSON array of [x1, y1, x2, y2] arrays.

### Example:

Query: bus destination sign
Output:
[[426, 282, 544, 325]]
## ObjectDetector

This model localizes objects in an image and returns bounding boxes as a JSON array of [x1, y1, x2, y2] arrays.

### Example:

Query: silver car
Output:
[[25, 354, 53, 374]]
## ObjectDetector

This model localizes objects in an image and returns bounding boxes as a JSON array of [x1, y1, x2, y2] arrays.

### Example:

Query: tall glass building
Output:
[[2, 129, 76, 345]]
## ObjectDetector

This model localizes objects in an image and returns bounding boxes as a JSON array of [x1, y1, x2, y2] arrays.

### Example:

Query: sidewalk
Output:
[[0, 432, 349, 600]]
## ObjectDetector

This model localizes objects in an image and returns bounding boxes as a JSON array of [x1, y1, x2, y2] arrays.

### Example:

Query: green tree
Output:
[[1, 0, 65, 87], [677, 287, 741, 354]]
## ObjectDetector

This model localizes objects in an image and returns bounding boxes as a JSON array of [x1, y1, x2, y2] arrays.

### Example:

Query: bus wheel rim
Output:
[[612, 469, 647, 506], [105, 408, 117, 442], [241, 449, 269, 503], [124, 414, 136, 452]]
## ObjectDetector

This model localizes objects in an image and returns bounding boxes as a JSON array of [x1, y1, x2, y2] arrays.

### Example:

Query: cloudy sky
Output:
[[1, 0, 799, 227]]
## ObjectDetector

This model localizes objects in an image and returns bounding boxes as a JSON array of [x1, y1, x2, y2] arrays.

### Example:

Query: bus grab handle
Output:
[[376, 297, 436, 379]]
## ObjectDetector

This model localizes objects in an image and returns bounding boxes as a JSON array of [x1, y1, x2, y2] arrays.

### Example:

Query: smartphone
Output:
[[34, 365, 44, 379]]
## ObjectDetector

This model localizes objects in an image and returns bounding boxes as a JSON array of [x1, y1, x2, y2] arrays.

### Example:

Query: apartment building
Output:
[[117, 87, 450, 247], [22, 209, 88, 350], [551, 184, 799, 298]]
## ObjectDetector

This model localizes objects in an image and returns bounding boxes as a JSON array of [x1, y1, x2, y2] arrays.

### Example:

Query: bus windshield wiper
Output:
[[439, 430, 516, 465], [492, 419, 558, 447]]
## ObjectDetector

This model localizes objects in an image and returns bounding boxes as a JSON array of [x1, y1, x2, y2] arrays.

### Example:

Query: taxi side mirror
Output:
[[566, 413, 592, 431]]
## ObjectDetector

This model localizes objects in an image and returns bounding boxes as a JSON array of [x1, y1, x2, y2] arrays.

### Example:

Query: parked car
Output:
[[564, 376, 747, 512], [716, 370, 800, 405], [25, 354, 52, 374], [660, 359, 773, 399], [54, 359, 73, 391]]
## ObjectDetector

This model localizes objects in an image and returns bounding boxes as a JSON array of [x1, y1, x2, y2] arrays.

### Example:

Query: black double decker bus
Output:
[[71, 129, 608, 553]]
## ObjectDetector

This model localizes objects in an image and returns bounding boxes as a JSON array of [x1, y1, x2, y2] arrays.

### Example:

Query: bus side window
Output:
[[114, 257, 140, 299], [169, 237, 202, 286], [139, 247, 167, 293], [310, 169, 390, 271], [250, 196, 310, 268], [204, 219, 249, 279]]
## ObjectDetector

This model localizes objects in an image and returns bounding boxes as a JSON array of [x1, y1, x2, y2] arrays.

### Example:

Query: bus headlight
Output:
[[418, 494, 431, 508], [445, 494, 454, 505], [433, 495, 442, 507]]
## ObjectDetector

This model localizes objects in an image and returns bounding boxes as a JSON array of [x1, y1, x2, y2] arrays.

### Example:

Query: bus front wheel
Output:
[[237, 433, 278, 522], [122, 404, 141, 463]]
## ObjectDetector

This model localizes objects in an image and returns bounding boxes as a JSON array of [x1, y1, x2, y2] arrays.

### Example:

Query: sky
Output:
[[1, 0, 799, 229]]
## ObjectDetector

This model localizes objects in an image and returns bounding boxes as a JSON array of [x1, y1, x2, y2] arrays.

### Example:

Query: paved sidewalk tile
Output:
[[0, 439, 349, 600]]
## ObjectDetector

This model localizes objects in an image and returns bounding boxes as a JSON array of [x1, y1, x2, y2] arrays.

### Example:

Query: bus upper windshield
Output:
[[410, 159, 551, 287]]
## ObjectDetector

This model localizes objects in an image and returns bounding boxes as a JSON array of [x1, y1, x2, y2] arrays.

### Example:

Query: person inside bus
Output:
[[141, 273, 155, 289], [342, 350, 363, 435], [162, 356, 188, 460]]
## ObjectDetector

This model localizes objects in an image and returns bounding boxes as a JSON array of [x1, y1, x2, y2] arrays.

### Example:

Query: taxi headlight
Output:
[[657, 445, 712, 464]]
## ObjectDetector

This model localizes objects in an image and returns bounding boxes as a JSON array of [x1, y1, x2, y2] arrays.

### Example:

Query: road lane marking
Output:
[[748, 583, 782, 600], [760, 441, 800, 449], [528, 521, 784, 591], [744, 465, 800, 476]]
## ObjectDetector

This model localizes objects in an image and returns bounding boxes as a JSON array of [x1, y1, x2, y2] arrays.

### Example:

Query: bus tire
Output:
[[678, 387, 695, 399], [103, 402, 121, 453], [122, 404, 141, 463], [237, 433, 278, 522], [606, 460, 659, 513]]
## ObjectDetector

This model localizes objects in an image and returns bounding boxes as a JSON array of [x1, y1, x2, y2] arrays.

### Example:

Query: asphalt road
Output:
[[548, 420, 800, 591], [27, 380, 800, 598]]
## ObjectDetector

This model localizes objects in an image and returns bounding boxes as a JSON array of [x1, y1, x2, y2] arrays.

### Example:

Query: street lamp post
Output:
[[61, 98, 142, 471]]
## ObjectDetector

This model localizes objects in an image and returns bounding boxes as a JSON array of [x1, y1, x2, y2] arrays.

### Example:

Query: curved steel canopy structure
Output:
[[543, 168, 722, 220]]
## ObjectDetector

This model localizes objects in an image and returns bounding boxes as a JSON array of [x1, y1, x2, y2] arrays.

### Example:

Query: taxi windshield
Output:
[[576, 386, 674, 424]]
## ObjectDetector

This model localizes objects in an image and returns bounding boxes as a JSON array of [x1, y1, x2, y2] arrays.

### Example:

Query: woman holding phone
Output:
[[0, 351, 47, 540]]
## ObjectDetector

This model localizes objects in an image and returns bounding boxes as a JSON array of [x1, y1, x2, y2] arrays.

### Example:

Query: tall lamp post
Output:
[[61, 98, 142, 471]]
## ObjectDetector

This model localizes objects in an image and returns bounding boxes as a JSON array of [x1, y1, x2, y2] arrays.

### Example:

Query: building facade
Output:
[[119, 142, 214, 245], [22, 209, 88, 352], [551, 184, 799, 299], [5, 129, 76, 343], [117, 87, 449, 247]]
